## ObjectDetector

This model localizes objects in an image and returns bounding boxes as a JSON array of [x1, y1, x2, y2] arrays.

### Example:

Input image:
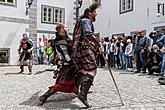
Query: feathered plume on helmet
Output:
[[89, 0, 101, 11], [84, 0, 101, 15]]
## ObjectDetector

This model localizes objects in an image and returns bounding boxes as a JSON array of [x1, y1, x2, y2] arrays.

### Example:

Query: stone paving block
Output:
[[146, 108, 155, 110], [155, 107, 165, 110], [1, 65, 165, 110]]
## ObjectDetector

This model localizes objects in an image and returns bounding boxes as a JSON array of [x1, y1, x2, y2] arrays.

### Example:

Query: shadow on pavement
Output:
[[19, 91, 84, 110], [118, 72, 135, 74], [34, 69, 54, 75], [89, 103, 124, 110], [146, 75, 159, 78], [19, 91, 41, 106], [34, 70, 47, 75], [4, 72, 27, 75]]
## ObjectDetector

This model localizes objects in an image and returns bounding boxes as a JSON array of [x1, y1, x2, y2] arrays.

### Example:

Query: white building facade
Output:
[[0, 0, 76, 65], [0, 0, 35, 65], [0, 0, 164, 65], [90, 0, 165, 37]]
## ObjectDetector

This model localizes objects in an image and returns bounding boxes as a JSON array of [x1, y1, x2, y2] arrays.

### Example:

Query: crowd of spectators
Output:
[[98, 28, 165, 76]]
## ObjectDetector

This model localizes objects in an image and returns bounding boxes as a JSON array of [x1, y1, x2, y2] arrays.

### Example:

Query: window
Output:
[[54, 8, 64, 23], [120, 0, 133, 14], [0, 0, 15, 5], [0, 48, 9, 64], [42, 6, 53, 23], [41, 5, 65, 24], [157, 2, 165, 16]]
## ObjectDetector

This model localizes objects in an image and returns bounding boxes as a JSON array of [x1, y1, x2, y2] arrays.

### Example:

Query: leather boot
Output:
[[28, 65, 32, 75], [28, 69, 32, 75], [78, 76, 92, 108], [74, 72, 85, 95], [75, 72, 85, 90], [38, 88, 57, 105], [19, 65, 24, 73]]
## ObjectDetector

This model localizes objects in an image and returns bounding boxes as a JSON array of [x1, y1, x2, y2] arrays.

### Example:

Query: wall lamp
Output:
[[26, 0, 33, 15]]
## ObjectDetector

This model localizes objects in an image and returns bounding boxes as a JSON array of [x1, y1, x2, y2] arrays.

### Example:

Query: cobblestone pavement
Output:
[[0, 65, 165, 110]]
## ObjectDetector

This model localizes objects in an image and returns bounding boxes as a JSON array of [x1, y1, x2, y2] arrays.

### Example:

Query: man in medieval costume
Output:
[[72, 1, 101, 108], [38, 23, 80, 105], [18, 33, 33, 75]]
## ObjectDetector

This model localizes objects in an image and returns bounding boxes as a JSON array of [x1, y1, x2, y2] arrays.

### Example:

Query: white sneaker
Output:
[[129, 68, 133, 72]]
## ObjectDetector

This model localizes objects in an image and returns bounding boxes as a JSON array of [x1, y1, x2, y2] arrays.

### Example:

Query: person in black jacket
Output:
[[147, 44, 162, 75], [134, 31, 150, 73]]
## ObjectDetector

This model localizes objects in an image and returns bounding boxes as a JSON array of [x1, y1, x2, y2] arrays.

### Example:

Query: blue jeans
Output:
[[126, 56, 133, 68], [47, 55, 50, 64], [39, 51, 44, 64], [98, 54, 105, 67], [135, 50, 142, 71], [109, 52, 115, 68], [161, 54, 165, 73], [119, 52, 126, 69]]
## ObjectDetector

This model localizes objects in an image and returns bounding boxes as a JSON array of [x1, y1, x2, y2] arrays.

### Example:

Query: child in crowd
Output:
[[125, 39, 133, 71]]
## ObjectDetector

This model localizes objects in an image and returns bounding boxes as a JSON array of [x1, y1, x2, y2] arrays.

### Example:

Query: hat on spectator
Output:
[[127, 39, 131, 43], [149, 31, 156, 39], [138, 30, 144, 34], [155, 28, 162, 32]]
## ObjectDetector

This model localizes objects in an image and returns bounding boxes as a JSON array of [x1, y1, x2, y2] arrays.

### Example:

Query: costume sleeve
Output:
[[28, 39, 34, 52], [81, 18, 94, 37], [59, 45, 71, 61]]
